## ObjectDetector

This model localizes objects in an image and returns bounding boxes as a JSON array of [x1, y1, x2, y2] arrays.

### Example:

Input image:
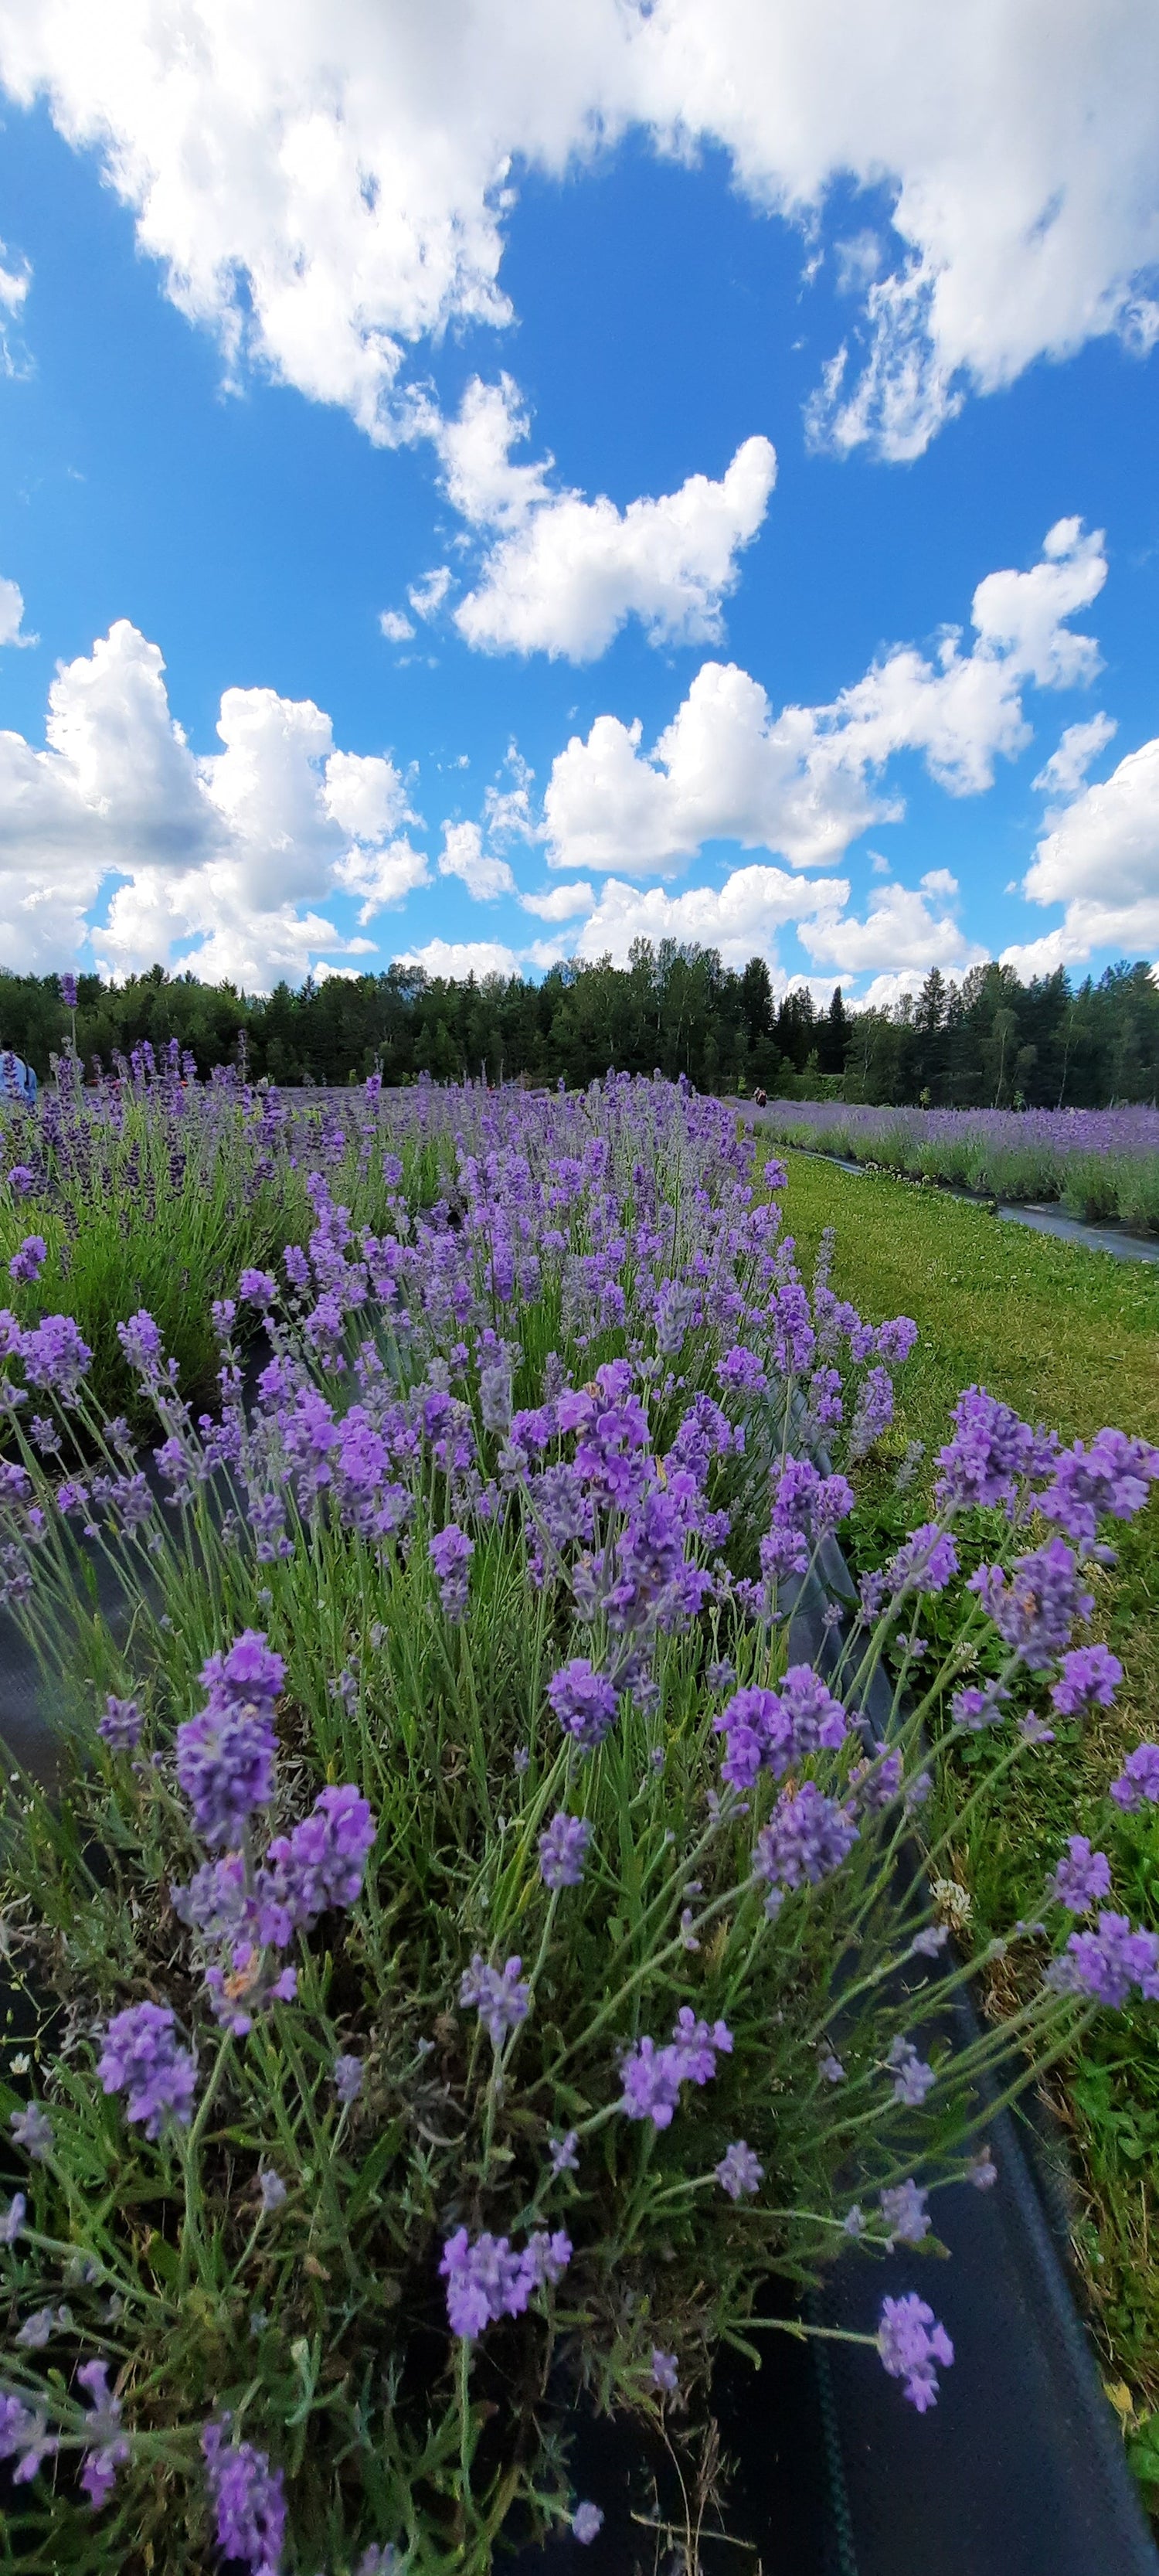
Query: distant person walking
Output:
[[753, 1087, 767, 1108], [0, 1049, 37, 1106]]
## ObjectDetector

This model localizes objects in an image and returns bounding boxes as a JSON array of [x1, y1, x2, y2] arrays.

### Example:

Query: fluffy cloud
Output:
[[797, 879, 984, 978], [3, 5, 1157, 460], [519, 881, 595, 921], [545, 522, 1106, 875], [379, 609, 415, 644], [1032, 711, 1118, 800], [398, 936, 523, 982], [0, 576, 35, 647], [437, 818, 518, 900], [561, 864, 848, 969], [1003, 733, 1159, 972], [0, 618, 423, 984], [442, 378, 777, 661]]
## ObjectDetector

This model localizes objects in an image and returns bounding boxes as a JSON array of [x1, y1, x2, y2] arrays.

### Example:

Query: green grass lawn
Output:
[[766, 1148, 1159, 2473]]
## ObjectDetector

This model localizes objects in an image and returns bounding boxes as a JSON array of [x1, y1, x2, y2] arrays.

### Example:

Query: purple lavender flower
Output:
[[59, 972, 78, 1011], [669, 2008, 733, 2084], [97, 2002, 196, 2139], [97, 1695, 142, 1752], [1110, 1743, 1159, 1812], [8, 1236, 46, 1285], [619, 2036, 684, 2129], [202, 2419, 287, 2576], [259, 2169, 287, 2213], [1049, 1836, 1113, 1913], [1047, 1911, 1159, 2007], [9, 2103, 52, 2159], [460, 1954, 530, 2047], [716, 1344, 767, 1396], [715, 2140, 763, 2200], [440, 2226, 571, 2337], [848, 1365, 895, 1460], [877, 2293, 953, 2411], [77, 2360, 129, 2511], [935, 1386, 1055, 1512], [886, 2036, 936, 2105], [176, 1632, 283, 1845], [263, 1785, 376, 1929], [1038, 1428, 1159, 1548], [334, 2055, 364, 2107], [875, 1316, 919, 1366], [547, 1658, 619, 1751], [429, 1523, 474, 1619], [970, 1538, 1093, 1671], [572, 2503, 604, 2544], [1051, 1644, 1123, 1717], [879, 2180, 931, 2246], [887, 1523, 958, 1596], [21, 1312, 91, 1400], [538, 1812, 593, 1890], [651, 2350, 679, 2393], [950, 1681, 1009, 1732], [116, 1311, 165, 1376], [239, 1269, 278, 1308], [754, 1782, 858, 1905], [714, 1669, 845, 1790], [0, 2391, 56, 2482], [1, 2193, 26, 2244], [549, 2130, 580, 2176], [967, 2148, 998, 2190]]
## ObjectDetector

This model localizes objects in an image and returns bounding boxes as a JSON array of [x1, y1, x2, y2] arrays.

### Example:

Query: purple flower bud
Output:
[[1051, 1644, 1123, 1717], [334, 2054, 363, 2107], [202, 2418, 287, 2574], [715, 2140, 763, 2200], [9, 2103, 52, 2159], [8, 1236, 46, 1285], [547, 1657, 618, 1750], [572, 2503, 604, 2544], [879, 2179, 930, 2246], [1110, 1742, 1159, 1812], [97, 2002, 197, 2140], [651, 2349, 679, 2393], [877, 2293, 953, 2411], [459, 1955, 530, 2047], [1048, 1835, 1112, 1914], [97, 1696, 142, 1751], [538, 1812, 593, 1890]]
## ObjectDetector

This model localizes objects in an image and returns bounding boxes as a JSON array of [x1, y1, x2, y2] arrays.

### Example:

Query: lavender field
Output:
[[753, 1101, 1159, 1231], [0, 1063, 1155, 2567]]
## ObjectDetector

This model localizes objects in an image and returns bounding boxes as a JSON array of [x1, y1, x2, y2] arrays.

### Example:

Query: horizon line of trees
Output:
[[1, 944, 1157, 1110]]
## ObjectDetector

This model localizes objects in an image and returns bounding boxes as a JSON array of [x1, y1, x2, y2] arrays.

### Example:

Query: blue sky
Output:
[[0, 5, 1156, 1000]]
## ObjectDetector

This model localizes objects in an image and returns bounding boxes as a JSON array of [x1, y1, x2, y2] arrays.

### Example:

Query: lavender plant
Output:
[[0, 1076, 1154, 2572]]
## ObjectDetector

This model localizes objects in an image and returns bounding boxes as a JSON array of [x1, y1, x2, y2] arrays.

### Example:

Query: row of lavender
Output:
[[751, 1098, 1159, 1227], [0, 1073, 1155, 2574]]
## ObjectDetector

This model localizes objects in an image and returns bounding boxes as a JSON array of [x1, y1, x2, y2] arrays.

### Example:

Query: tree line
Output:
[[1, 944, 1157, 1107]]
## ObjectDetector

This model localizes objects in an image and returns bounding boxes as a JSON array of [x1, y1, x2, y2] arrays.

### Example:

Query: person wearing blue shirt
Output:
[[0, 1051, 37, 1105]]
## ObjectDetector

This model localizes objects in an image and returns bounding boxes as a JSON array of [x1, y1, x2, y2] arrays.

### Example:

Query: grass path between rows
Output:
[[764, 1148, 1159, 2482]]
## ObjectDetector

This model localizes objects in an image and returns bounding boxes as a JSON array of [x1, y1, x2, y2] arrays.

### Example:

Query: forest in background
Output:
[[1, 944, 1157, 1108]]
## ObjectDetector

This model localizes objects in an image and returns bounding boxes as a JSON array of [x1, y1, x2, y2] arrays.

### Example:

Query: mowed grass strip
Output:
[[763, 1147, 1159, 2452]]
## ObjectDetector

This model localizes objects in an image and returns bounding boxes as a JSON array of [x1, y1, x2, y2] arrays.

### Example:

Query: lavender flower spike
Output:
[[538, 1812, 592, 1890], [202, 2418, 287, 2576], [572, 2503, 604, 2544], [97, 2002, 196, 2139], [877, 2293, 954, 2412], [176, 1632, 284, 1846], [1048, 1836, 1112, 1914], [1110, 1744, 1159, 1812], [460, 1954, 530, 2046], [715, 2140, 763, 2200]]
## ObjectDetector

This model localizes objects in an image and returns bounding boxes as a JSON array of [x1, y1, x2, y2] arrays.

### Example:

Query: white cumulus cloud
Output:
[[0, 575, 36, 648], [1032, 711, 1118, 800], [437, 818, 518, 901], [398, 935, 523, 981], [379, 608, 415, 644], [441, 377, 777, 661], [519, 880, 595, 921], [1004, 733, 1159, 972], [545, 521, 1106, 876], [0, 618, 427, 984], [559, 864, 849, 969], [3, 5, 1158, 459]]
